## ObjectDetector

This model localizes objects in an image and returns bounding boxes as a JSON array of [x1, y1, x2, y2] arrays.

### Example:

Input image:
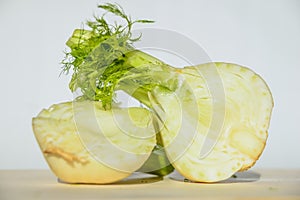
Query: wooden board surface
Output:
[[0, 169, 300, 200]]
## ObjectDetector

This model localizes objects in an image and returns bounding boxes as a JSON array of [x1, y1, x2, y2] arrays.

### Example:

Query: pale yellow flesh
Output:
[[32, 101, 156, 184], [153, 62, 273, 182]]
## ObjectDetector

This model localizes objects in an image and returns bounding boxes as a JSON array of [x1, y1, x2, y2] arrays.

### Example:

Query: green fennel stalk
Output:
[[61, 3, 177, 176]]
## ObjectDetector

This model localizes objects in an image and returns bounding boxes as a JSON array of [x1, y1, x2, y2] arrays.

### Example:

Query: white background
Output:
[[0, 0, 299, 169]]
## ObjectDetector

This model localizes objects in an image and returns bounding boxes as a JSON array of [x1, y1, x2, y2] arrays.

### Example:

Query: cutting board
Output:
[[0, 169, 299, 199]]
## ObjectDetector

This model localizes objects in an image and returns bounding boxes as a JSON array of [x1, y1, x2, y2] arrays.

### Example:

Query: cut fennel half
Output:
[[150, 62, 273, 182], [32, 100, 156, 184]]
